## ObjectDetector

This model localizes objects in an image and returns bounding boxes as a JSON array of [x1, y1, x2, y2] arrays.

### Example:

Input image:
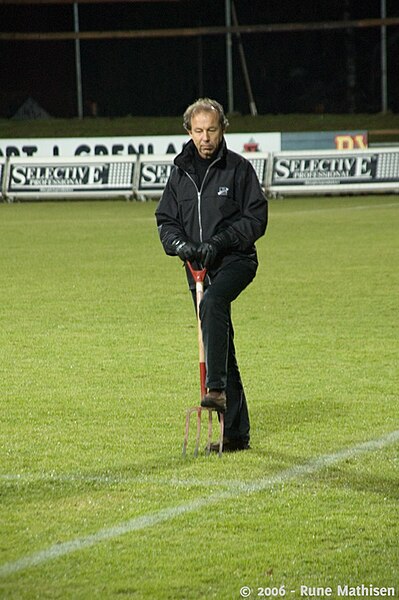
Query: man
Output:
[[155, 98, 267, 451]]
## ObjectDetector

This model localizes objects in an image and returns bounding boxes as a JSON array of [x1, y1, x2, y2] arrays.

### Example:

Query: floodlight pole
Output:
[[225, 0, 234, 114], [231, 0, 258, 116], [74, 3, 84, 119], [381, 0, 388, 113]]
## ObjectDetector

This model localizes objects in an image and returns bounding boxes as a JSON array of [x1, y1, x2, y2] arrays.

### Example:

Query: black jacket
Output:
[[155, 138, 268, 286]]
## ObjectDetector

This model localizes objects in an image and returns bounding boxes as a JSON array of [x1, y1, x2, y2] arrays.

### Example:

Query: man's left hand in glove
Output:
[[171, 238, 199, 262]]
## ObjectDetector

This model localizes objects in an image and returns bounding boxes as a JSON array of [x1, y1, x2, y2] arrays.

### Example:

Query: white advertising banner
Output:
[[243, 153, 269, 187], [0, 133, 281, 158], [2, 148, 398, 201], [0, 158, 5, 197], [135, 155, 174, 199], [269, 149, 399, 195], [5, 156, 137, 200], [134, 153, 269, 198]]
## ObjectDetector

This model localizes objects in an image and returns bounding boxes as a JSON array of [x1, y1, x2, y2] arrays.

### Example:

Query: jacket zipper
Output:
[[184, 173, 202, 241], [184, 156, 221, 243], [184, 157, 221, 286]]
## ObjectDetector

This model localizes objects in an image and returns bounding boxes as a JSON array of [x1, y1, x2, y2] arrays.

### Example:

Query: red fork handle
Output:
[[186, 261, 207, 399], [186, 261, 207, 283]]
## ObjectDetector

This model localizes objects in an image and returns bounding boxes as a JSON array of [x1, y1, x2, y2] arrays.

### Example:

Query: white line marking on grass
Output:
[[1, 430, 398, 578], [350, 202, 399, 210], [278, 201, 399, 216], [0, 472, 244, 489]]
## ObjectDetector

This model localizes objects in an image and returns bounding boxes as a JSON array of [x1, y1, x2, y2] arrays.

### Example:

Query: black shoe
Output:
[[210, 437, 251, 453], [201, 389, 227, 413]]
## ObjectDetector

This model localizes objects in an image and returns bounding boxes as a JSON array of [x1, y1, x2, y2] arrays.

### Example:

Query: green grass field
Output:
[[0, 196, 398, 599]]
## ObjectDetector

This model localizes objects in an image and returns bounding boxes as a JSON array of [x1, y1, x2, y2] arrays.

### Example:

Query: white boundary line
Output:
[[0, 472, 245, 489], [1, 430, 398, 578], [276, 201, 399, 216]]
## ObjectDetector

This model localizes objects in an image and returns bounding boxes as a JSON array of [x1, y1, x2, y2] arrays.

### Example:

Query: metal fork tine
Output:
[[218, 413, 225, 458], [182, 409, 191, 456], [193, 407, 202, 457], [183, 407, 224, 457], [205, 409, 213, 455]]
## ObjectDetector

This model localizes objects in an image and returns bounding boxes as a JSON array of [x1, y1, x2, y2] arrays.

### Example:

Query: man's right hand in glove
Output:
[[171, 239, 198, 262], [196, 241, 218, 269], [196, 228, 239, 268]]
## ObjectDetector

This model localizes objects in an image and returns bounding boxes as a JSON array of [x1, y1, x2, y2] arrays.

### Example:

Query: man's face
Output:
[[189, 109, 224, 159]]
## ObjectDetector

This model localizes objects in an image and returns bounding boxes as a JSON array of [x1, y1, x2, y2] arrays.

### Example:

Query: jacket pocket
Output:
[[201, 194, 241, 236]]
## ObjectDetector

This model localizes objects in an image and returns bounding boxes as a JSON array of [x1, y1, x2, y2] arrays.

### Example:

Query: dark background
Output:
[[1, 0, 398, 118]]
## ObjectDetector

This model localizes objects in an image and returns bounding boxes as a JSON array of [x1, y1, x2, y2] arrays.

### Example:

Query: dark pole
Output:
[[73, 3, 83, 118], [231, 0, 257, 116]]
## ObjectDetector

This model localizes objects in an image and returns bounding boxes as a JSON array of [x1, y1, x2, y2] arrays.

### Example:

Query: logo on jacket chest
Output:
[[217, 186, 229, 196]]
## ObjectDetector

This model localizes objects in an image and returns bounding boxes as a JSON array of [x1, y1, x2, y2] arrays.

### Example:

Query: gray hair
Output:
[[183, 98, 229, 132]]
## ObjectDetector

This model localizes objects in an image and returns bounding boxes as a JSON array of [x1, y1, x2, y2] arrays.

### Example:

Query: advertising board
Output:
[[2, 148, 398, 202], [0, 131, 371, 162], [270, 149, 399, 195], [281, 131, 368, 150], [134, 156, 174, 199], [5, 156, 137, 200], [0, 158, 4, 197], [0, 133, 281, 159], [243, 153, 269, 187], [134, 153, 269, 198]]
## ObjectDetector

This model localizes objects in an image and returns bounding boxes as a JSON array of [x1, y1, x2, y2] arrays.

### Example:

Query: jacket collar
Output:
[[174, 138, 227, 172]]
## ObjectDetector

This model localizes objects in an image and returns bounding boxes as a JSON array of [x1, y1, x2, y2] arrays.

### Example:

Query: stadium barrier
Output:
[[2, 155, 137, 201], [269, 148, 399, 196], [134, 155, 174, 200], [0, 158, 5, 199], [1, 148, 399, 202]]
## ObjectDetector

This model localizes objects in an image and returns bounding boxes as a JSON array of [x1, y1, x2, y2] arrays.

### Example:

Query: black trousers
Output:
[[191, 259, 257, 443]]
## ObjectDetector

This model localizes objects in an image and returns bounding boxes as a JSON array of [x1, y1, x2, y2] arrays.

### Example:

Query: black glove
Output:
[[171, 239, 198, 262], [197, 229, 238, 268], [196, 241, 218, 268]]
